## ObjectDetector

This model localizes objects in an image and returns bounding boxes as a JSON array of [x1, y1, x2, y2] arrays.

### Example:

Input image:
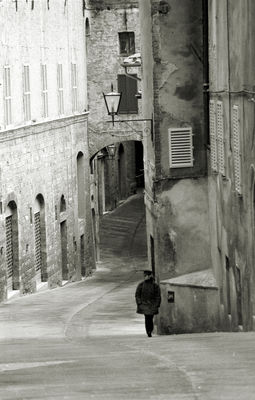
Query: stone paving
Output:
[[0, 193, 255, 399]]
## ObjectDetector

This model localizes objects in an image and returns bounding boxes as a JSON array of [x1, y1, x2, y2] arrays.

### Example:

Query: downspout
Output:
[[226, 0, 231, 150], [202, 0, 209, 148]]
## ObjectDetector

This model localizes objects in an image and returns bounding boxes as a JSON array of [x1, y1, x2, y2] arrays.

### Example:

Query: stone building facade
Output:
[[139, 0, 217, 334], [85, 0, 145, 260], [208, 0, 255, 332], [0, 0, 94, 301]]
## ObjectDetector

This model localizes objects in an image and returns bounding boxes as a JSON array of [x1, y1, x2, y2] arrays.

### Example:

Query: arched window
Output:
[[85, 18, 90, 36], [34, 194, 47, 283], [60, 195, 66, 213], [5, 201, 19, 291]]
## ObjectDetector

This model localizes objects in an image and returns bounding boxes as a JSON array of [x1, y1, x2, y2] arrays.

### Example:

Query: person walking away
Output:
[[135, 270, 161, 337]]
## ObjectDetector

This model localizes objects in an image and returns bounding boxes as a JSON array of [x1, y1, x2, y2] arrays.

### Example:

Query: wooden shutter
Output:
[[118, 75, 127, 112], [209, 100, 218, 172], [216, 101, 225, 176], [169, 127, 194, 168], [118, 74, 138, 114], [232, 105, 242, 194]]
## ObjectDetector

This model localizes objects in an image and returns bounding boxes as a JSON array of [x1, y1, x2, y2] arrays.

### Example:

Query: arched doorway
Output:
[[135, 141, 144, 189], [77, 152, 85, 219], [60, 195, 68, 281], [5, 201, 19, 292], [118, 144, 126, 200], [34, 194, 47, 284]]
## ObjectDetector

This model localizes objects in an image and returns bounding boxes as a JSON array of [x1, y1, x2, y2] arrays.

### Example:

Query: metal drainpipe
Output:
[[202, 0, 210, 148], [226, 0, 232, 151]]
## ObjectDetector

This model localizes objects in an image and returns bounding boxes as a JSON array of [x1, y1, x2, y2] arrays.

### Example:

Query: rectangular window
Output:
[[41, 64, 48, 118], [119, 32, 135, 56], [216, 101, 226, 176], [71, 63, 78, 112], [117, 74, 138, 114], [209, 100, 218, 172], [232, 105, 242, 195], [3, 66, 12, 126], [57, 63, 64, 115], [168, 127, 194, 168], [23, 65, 31, 121]]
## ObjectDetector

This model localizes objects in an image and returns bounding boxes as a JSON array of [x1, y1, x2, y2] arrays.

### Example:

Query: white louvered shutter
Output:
[[169, 127, 193, 168], [41, 64, 48, 118], [232, 105, 242, 194], [216, 101, 225, 176], [23, 65, 31, 121], [209, 100, 218, 172], [3, 66, 12, 126]]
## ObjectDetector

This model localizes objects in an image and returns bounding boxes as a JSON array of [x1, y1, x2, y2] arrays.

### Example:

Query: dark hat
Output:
[[143, 269, 153, 275]]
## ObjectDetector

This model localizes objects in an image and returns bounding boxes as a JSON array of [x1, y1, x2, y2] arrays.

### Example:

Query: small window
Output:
[[57, 64, 64, 115], [3, 66, 12, 126], [71, 63, 78, 112], [117, 74, 138, 114], [168, 127, 194, 168], [23, 65, 31, 121], [41, 64, 48, 118], [118, 32, 135, 56]]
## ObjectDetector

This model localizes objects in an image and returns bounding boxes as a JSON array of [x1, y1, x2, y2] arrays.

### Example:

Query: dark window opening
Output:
[[117, 74, 138, 114], [119, 32, 135, 56], [226, 256, 231, 315]]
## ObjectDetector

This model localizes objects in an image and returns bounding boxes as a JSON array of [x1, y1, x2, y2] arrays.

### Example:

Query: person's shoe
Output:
[[147, 332, 152, 337]]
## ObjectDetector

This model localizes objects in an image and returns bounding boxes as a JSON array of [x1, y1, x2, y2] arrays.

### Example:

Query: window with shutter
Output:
[[118, 32, 135, 56], [41, 64, 48, 118], [209, 100, 218, 172], [168, 127, 194, 168], [71, 63, 78, 112], [117, 74, 138, 114], [3, 66, 12, 126], [232, 105, 242, 194], [216, 101, 225, 176], [57, 64, 64, 115], [23, 65, 31, 121]]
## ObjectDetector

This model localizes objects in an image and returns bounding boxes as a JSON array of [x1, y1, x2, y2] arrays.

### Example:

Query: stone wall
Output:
[[0, 114, 94, 301]]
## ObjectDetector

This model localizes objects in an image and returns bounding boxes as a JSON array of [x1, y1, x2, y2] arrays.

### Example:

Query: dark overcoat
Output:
[[135, 278, 161, 315]]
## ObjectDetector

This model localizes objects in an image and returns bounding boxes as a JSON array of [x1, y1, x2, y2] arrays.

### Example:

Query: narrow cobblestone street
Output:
[[0, 193, 255, 399]]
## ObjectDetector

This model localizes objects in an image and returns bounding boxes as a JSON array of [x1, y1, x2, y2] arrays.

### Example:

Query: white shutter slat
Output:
[[169, 127, 193, 168], [233, 105, 242, 194], [216, 101, 225, 176], [209, 100, 218, 171]]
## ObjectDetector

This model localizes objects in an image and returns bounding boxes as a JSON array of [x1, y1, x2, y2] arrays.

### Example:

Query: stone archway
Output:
[[88, 125, 142, 159]]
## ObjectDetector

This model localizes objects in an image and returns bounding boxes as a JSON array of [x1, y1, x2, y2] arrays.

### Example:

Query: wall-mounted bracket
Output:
[[121, 65, 141, 82]]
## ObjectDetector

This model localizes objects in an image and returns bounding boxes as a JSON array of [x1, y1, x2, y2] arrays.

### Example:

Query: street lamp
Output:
[[106, 144, 116, 158], [103, 84, 153, 138], [103, 84, 122, 126]]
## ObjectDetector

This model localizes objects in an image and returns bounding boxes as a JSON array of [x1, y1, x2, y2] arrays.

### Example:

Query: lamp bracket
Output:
[[106, 117, 153, 139], [121, 65, 141, 82]]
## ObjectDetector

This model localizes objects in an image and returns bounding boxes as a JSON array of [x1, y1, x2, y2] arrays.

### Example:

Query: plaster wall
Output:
[[159, 274, 219, 334], [208, 0, 255, 331]]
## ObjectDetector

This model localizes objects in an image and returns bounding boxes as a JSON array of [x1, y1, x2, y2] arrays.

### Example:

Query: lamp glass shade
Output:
[[107, 144, 116, 157], [103, 91, 122, 115]]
